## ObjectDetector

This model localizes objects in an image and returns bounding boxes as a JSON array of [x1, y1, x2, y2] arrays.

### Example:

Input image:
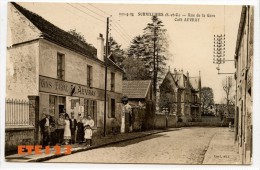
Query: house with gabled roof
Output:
[[122, 80, 154, 107], [159, 68, 201, 123], [6, 2, 124, 149]]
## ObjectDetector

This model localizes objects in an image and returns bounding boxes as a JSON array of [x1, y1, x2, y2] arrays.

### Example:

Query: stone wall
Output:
[[5, 127, 35, 154], [154, 114, 177, 129]]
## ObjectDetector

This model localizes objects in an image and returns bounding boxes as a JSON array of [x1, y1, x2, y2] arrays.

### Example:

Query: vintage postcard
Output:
[[4, 1, 254, 165]]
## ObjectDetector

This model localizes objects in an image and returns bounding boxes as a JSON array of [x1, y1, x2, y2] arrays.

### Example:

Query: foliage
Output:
[[68, 29, 87, 43], [221, 76, 235, 115], [125, 16, 171, 86], [201, 87, 215, 114], [67, 29, 96, 55], [122, 57, 150, 80], [109, 37, 126, 68]]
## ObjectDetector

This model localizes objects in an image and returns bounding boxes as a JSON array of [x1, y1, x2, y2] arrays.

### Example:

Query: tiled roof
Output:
[[189, 77, 200, 90], [12, 2, 97, 57], [122, 80, 151, 99], [12, 2, 124, 72]]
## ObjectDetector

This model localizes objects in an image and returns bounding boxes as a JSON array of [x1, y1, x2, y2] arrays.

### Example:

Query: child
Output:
[[84, 125, 92, 146]]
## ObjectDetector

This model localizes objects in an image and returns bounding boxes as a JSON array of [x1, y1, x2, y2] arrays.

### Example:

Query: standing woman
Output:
[[63, 114, 71, 145]]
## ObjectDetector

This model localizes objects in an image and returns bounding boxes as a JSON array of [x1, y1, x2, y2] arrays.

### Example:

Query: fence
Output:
[[5, 98, 30, 126]]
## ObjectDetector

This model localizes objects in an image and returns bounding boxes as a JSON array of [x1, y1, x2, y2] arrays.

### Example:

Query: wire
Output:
[[87, 3, 134, 40], [67, 3, 106, 23], [112, 18, 133, 40], [78, 4, 107, 19], [111, 27, 130, 44], [87, 3, 111, 17], [68, 3, 132, 46], [111, 24, 132, 42], [112, 19, 133, 40], [60, 4, 104, 27]]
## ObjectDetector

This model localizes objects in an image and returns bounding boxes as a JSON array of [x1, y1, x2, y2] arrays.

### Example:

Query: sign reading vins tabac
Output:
[[39, 76, 104, 100]]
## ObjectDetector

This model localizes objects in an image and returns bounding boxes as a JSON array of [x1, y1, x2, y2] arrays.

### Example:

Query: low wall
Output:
[[175, 121, 229, 127], [5, 126, 35, 155], [154, 114, 177, 129], [201, 116, 221, 123]]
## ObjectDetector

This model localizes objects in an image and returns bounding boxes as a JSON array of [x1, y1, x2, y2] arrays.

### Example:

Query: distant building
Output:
[[122, 80, 154, 107], [234, 6, 253, 164], [122, 80, 155, 131], [159, 69, 201, 122], [6, 2, 123, 149]]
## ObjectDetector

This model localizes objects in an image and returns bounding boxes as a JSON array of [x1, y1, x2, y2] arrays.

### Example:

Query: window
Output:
[[57, 53, 65, 80], [194, 95, 197, 103], [84, 99, 97, 125], [111, 72, 115, 92], [185, 93, 189, 103], [49, 95, 56, 117], [110, 98, 116, 118], [87, 65, 93, 87]]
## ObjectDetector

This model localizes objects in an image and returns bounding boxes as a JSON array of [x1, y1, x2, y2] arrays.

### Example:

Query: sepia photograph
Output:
[[3, 1, 255, 166]]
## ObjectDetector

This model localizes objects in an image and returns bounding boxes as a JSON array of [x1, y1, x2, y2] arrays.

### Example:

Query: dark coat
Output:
[[69, 118, 77, 130]]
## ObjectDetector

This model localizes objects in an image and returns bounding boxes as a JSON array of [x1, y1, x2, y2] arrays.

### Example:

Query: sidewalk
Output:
[[5, 128, 181, 162], [202, 128, 242, 164]]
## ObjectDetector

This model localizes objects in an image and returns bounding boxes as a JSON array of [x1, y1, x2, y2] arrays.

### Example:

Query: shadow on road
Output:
[[104, 133, 166, 148]]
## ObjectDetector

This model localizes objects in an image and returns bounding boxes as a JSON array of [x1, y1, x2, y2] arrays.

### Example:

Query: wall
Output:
[[39, 39, 122, 94], [6, 4, 40, 100], [7, 3, 41, 47], [6, 41, 39, 100], [235, 6, 253, 164], [154, 114, 177, 129], [5, 127, 35, 154]]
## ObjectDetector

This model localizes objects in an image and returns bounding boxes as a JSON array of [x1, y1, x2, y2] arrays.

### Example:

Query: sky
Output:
[[16, 2, 242, 103]]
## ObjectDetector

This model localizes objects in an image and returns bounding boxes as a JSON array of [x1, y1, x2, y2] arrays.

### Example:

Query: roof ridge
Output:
[[11, 2, 97, 57]]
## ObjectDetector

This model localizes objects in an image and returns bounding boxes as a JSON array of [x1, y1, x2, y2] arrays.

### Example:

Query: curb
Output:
[[24, 128, 181, 162]]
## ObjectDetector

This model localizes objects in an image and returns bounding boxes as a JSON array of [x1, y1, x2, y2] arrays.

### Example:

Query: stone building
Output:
[[234, 5, 253, 164], [6, 2, 123, 148], [122, 80, 154, 107], [159, 69, 201, 123]]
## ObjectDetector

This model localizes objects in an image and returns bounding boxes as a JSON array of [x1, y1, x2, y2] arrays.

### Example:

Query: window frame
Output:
[[111, 72, 115, 92], [57, 53, 65, 80], [87, 65, 93, 88]]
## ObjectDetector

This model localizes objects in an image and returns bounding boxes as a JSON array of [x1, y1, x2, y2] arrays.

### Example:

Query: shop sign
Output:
[[39, 76, 104, 100]]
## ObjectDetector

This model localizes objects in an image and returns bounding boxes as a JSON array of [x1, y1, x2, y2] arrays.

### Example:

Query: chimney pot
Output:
[[97, 34, 104, 61]]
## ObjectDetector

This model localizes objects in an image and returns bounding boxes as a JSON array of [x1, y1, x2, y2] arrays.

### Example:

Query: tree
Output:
[[68, 29, 87, 43], [126, 16, 171, 99], [128, 35, 147, 59], [109, 37, 126, 68], [122, 57, 150, 80], [201, 87, 215, 115], [222, 76, 235, 115], [222, 76, 234, 106], [143, 16, 169, 98], [68, 29, 96, 55]]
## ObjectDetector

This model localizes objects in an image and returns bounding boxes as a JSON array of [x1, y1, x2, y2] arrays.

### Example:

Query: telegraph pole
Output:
[[153, 26, 156, 102], [104, 17, 109, 137]]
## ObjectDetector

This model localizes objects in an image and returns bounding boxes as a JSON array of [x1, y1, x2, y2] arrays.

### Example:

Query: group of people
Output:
[[40, 110, 94, 147]]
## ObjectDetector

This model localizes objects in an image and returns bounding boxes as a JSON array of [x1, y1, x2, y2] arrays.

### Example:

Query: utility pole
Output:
[[104, 17, 109, 137], [153, 26, 157, 103]]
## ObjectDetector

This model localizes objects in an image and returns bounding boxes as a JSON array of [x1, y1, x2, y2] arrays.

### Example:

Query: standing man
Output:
[[70, 112, 77, 144], [39, 112, 50, 147], [56, 114, 65, 145]]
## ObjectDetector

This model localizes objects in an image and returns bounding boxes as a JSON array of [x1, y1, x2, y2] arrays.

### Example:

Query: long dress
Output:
[[64, 119, 71, 139]]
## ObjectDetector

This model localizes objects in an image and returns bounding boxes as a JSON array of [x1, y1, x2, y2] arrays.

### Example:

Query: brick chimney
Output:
[[97, 33, 104, 61]]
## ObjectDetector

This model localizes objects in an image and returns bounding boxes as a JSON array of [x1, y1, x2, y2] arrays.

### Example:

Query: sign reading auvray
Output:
[[39, 76, 104, 100]]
